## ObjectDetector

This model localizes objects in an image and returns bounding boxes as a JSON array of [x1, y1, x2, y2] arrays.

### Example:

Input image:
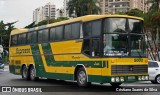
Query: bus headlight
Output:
[[120, 77, 124, 82], [138, 76, 141, 80], [116, 77, 120, 82], [145, 76, 149, 80], [111, 77, 115, 82], [142, 76, 145, 80]]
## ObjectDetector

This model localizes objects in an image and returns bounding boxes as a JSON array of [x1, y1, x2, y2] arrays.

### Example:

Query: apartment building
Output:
[[99, 0, 152, 14], [33, 2, 56, 24]]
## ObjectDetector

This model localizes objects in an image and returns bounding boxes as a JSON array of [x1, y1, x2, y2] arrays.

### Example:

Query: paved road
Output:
[[0, 66, 160, 95]]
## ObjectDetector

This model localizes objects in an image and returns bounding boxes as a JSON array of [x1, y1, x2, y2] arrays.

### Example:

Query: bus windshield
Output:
[[103, 18, 146, 57]]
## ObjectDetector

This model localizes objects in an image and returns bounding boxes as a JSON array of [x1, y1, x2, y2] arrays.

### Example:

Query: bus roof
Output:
[[11, 15, 144, 35]]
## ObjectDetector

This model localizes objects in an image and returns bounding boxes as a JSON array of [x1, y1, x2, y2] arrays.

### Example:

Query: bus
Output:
[[9, 15, 148, 87]]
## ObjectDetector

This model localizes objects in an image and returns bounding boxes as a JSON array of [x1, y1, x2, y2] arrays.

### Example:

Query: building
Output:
[[33, 7, 44, 24], [99, 0, 152, 14], [33, 2, 56, 24], [99, 0, 109, 14], [63, 0, 69, 17], [56, 8, 64, 19]]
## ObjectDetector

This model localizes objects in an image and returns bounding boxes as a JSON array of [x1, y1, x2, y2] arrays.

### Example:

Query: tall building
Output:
[[99, 0, 152, 14], [63, 0, 69, 17], [99, 0, 109, 14], [56, 8, 64, 19], [33, 7, 44, 24], [33, 2, 56, 24]]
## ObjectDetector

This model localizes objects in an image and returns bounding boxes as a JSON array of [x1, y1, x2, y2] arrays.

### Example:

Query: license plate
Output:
[[128, 76, 135, 80]]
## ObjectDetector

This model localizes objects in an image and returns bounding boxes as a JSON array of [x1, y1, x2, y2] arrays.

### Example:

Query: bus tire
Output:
[[110, 83, 122, 87], [29, 66, 38, 81], [77, 67, 88, 87], [22, 65, 30, 80]]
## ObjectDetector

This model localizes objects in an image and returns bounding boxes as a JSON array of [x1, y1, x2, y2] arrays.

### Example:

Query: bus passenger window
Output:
[[31, 31, 37, 44], [64, 24, 71, 39], [92, 20, 101, 37], [72, 23, 80, 39], [56, 26, 63, 41], [42, 29, 49, 42], [83, 22, 92, 37], [11, 35, 17, 46], [50, 28, 56, 41], [38, 30, 43, 43], [83, 39, 90, 56], [92, 39, 100, 56], [18, 33, 26, 45]]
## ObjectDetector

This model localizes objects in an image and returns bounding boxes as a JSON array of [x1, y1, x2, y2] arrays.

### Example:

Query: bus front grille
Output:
[[111, 65, 148, 75]]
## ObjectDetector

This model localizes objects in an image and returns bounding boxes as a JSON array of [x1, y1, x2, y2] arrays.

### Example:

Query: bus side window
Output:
[[11, 35, 17, 46], [64, 24, 72, 40], [38, 30, 43, 43], [56, 26, 63, 41], [72, 22, 80, 39], [83, 22, 92, 37], [50, 28, 56, 41], [83, 39, 90, 56], [92, 39, 100, 56], [42, 29, 49, 42]]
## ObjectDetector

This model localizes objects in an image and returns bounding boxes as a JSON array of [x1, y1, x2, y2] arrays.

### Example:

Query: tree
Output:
[[0, 21, 15, 49], [25, 22, 35, 28], [126, 9, 144, 17], [67, 0, 101, 17], [33, 17, 69, 27], [147, 0, 160, 12]]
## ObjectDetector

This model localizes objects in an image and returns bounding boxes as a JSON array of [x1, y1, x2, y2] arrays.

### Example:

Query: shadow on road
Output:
[[10, 78, 119, 92]]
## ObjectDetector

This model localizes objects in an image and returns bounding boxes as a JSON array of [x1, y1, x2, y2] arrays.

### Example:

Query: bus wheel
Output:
[[110, 83, 122, 87], [22, 65, 29, 80], [29, 66, 38, 81], [77, 67, 88, 87]]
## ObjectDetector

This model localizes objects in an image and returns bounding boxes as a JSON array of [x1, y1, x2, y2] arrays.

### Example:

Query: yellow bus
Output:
[[9, 15, 148, 87]]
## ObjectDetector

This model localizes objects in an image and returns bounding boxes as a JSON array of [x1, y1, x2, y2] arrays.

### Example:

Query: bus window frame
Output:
[[18, 33, 27, 45], [37, 28, 49, 43], [49, 21, 82, 42], [82, 18, 103, 58]]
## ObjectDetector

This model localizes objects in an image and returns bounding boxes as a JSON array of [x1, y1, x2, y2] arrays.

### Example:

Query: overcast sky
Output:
[[0, 0, 63, 28]]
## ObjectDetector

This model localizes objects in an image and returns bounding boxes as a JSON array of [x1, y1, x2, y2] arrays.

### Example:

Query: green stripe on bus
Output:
[[41, 43, 55, 66], [41, 43, 103, 68], [31, 44, 46, 77]]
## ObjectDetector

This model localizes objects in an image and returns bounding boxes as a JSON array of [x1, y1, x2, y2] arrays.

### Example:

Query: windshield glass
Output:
[[103, 34, 129, 56], [130, 35, 146, 56], [104, 18, 127, 33], [104, 18, 146, 57]]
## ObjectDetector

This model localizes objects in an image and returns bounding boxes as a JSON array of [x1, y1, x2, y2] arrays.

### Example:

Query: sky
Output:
[[0, 0, 63, 28]]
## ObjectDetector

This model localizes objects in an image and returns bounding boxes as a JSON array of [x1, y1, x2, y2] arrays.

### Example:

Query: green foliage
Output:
[[67, 0, 101, 17], [126, 9, 143, 17], [27, 17, 69, 27], [151, 11, 160, 27], [25, 22, 35, 28], [0, 21, 15, 50], [116, 9, 144, 17]]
